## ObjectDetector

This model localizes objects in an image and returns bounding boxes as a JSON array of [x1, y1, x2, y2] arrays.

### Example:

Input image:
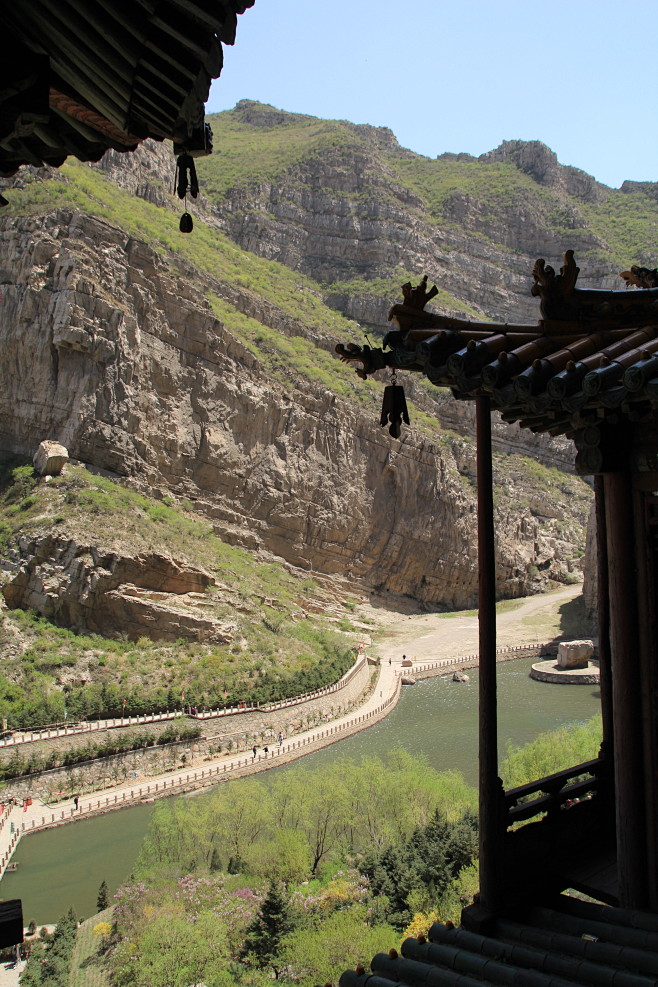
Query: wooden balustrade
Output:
[[505, 757, 604, 827]]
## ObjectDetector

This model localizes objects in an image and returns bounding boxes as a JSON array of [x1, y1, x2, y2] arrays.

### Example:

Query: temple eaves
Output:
[[336, 253, 658, 474], [0, 0, 254, 179]]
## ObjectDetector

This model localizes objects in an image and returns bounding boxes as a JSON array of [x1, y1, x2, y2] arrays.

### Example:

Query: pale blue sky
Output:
[[207, 0, 657, 189]]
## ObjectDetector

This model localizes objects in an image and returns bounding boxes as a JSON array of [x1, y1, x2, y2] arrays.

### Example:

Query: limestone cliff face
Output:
[[0, 201, 586, 609], [205, 105, 622, 329], [2, 535, 234, 643], [478, 141, 608, 204]]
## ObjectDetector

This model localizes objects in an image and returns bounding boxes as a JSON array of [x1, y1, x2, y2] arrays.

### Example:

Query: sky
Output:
[[207, 0, 658, 190]]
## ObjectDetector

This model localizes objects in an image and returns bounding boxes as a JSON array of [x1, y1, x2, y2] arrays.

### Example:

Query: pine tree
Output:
[[96, 879, 109, 911], [239, 881, 294, 978]]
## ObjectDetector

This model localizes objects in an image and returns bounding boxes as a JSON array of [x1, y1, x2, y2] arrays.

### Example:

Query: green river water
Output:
[[1, 657, 600, 922]]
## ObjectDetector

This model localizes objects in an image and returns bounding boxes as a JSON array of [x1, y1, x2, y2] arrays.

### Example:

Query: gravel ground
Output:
[[359, 583, 584, 663]]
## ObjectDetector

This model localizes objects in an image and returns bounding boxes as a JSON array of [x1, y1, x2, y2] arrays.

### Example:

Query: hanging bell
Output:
[[380, 383, 410, 439], [175, 154, 199, 199], [179, 212, 194, 233]]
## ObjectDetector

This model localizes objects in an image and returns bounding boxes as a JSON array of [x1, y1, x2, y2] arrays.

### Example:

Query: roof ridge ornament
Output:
[[531, 250, 580, 320], [401, 275, 439, 310], [621, 266, 658, 290]]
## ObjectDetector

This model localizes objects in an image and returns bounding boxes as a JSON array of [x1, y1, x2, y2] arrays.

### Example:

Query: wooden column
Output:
[[476, 395, 502, 911], [604, 471, 647, 908], [633, 484, 658, 909], [594, 476, 614, 759]]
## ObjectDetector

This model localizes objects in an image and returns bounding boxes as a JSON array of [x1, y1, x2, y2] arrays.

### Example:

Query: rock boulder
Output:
[[557, 639, 594, 669], [33, 440, 69, 476]]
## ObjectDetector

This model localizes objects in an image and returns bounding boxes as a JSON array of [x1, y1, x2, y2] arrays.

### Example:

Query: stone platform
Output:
[[530, 659, 600, 685]]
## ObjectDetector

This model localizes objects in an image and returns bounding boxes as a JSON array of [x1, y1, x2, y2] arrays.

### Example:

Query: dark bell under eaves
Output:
[[0, 0, 254, 177], [336, 254, 658, 476]]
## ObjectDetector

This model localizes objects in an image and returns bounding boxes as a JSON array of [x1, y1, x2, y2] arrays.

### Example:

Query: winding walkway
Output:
[[0, 584, 582, 874], [0, 659, 401, 875]]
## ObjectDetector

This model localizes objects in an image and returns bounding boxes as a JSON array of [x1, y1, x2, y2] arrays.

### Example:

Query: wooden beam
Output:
[[594, 476, 614, 758], [634, 485, 658, 908]]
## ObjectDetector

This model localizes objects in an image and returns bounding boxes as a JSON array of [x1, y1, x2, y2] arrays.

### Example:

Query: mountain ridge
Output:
[[1, 102, 635, 625], [198, 101, 657, 330]]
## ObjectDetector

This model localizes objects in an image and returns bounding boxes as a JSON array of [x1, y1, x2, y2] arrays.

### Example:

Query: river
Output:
[[0, 657, 600, 922]]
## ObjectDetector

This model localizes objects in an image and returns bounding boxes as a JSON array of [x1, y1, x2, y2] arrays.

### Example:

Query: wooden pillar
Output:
[[594, 476, 614, 758], [476, 395, 502, 911], [604, 471, 647, 908], [633, 484, 658, 908]]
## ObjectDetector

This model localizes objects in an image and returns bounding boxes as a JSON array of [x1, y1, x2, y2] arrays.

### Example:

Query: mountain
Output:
[[4, 100, 649, 634], [200, 101, 658, 328]]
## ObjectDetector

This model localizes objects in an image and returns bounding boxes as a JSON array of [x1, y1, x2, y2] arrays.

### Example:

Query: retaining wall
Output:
[[408, 642, 558, 681], [1, 658, 371, 799], [0, 675, 401, 874]]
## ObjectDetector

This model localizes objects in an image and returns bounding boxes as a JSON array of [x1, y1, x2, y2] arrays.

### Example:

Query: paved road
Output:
[[0, 657, 403, 868], [0, 959, 23, 987]]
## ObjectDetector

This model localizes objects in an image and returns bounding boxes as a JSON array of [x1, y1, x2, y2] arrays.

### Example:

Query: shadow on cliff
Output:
[[366, 589, 437, 616], [556, 593, 596, 640]]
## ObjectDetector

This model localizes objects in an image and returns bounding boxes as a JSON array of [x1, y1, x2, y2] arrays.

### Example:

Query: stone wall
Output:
[[2, 656, 372, 798]]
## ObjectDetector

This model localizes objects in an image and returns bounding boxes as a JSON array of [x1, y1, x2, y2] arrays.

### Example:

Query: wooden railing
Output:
[[504, 757, 604, 827]]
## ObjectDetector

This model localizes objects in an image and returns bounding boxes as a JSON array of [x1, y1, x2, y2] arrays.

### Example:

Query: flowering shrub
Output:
[[288, 869, 370, 922], [402, 911, 440, 939]]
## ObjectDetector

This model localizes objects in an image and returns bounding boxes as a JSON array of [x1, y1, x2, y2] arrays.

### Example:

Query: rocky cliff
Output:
[[0, 112, 620, 624], [201, 102, 658, 330]]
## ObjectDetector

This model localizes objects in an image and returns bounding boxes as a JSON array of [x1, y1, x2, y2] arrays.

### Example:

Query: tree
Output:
[[96, 879, 109, 911], [93, 921, 112, 949], [362, 808, 478, 928], [28, 907, 78, 986], [245, 829, 311, 884], [281, 905, 395, 987], [239, 882, 294, 979]]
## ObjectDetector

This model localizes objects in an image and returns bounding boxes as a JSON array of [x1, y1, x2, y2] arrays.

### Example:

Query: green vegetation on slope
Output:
[[102, 716, 599, 986], [201, 103, 658, 267], [582, 190, 658, 266], [101, 752, 475, 986], [0, 460, 358, 727], [4, 160, 352, 332], [204, 104, 368, 196], [69, 908, 113, 987]]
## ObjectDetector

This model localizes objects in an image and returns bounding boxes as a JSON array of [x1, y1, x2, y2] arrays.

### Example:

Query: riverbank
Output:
[[0, 585, 584, 873], [0, 655, 372, 802], [0, 658, 399, 874], [0, 644, 552, 874]]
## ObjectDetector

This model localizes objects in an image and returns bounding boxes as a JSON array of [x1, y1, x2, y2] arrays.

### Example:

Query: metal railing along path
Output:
[[0, 657, 368, 747], [0, 667, 399, 875]]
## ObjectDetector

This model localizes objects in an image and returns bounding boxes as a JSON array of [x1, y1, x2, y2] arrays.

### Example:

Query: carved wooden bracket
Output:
[[620, 266, 658, 290], [334, 342, 389, 379]]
